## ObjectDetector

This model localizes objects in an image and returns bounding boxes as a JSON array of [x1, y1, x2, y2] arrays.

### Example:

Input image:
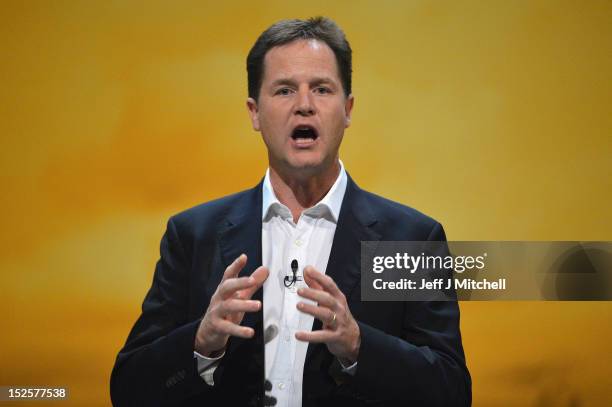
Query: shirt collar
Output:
[[262, 160, 347, 223]]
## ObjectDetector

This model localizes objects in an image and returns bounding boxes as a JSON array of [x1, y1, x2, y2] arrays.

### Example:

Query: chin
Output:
[[285, 155, 338, 177]]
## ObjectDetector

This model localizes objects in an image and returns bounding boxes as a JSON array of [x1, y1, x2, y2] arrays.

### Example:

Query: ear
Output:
[[246, 97, 260, 131], [344, 94, 354, 128]]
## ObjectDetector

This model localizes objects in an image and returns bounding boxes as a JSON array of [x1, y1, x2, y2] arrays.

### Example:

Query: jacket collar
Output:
[[217, 172, 380, 291]]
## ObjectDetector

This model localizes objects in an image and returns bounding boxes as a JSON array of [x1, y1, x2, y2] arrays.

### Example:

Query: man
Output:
[[110, 17, 471, 407]]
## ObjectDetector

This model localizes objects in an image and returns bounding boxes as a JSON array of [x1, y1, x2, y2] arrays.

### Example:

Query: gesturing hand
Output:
[[295, 266, 361, 365], [195, 254, 269, 357]]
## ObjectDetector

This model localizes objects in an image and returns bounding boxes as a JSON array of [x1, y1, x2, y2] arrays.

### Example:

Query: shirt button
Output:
[[284, 334, 291, 342], [295, 239, 302, 246], [278, 382, 285, 390]]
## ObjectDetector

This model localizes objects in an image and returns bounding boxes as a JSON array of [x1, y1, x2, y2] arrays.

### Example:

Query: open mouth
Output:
[[291, 125, 318, 141]]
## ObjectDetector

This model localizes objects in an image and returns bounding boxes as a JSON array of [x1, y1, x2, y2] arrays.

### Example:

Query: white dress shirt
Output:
[[194, 161, 356, 406]]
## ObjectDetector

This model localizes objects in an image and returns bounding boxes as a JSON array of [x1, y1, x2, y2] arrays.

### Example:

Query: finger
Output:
[[220, 299, 261, 315], [297, 287, 337, 309], [221, 254, 247, 282], [214, 318, 255, 338], [295, 330, 334, 343], [240, 266, 269, 299], [304, 266, 342, 297], [303, 266, 325, 291], [218, 276, 256, 299], [297, 302, 335, 325]]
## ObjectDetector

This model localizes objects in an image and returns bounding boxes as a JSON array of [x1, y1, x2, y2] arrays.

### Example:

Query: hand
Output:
[[195, 254, 269, 356], [295, 266, 361, 364]]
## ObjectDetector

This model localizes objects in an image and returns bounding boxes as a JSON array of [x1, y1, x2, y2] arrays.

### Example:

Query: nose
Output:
[[294, 87, 315, 116]]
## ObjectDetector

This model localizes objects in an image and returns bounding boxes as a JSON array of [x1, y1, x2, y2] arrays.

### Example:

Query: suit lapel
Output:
[[217, 187, 263, 283], [216, 182, 265, 371], [305, 175, 381, 363]]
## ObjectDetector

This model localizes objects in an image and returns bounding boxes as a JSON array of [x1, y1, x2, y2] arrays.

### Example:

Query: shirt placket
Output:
[[269, 215, 308, 406]]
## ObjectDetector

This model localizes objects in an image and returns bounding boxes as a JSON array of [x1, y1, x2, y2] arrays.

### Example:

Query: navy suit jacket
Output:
[[110, 175, 471, 406]]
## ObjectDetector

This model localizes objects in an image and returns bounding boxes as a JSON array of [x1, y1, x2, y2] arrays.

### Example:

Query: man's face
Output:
[[247, 39, 353, 177]]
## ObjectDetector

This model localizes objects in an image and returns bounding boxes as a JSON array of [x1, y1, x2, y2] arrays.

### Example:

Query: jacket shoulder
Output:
[[168, 186, 257, 239], [359, 189, 443, 240]]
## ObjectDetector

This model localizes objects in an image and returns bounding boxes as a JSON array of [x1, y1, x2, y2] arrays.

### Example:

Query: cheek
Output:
[[326, 106, 349, 131], [259, 105, 288, 132]]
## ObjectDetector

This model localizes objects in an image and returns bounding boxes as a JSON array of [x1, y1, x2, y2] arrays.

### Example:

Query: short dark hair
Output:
[[247, 16, 352, 101]]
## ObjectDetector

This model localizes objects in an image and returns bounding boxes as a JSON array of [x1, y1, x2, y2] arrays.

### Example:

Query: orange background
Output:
[[1, 1, 611, 406]]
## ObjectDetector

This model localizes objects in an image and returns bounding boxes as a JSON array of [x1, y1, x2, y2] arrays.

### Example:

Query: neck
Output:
[[269, 160, 341, 223]]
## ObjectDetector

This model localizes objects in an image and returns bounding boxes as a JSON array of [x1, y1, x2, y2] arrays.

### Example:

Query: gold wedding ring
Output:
[[330, 312, 337, 327]]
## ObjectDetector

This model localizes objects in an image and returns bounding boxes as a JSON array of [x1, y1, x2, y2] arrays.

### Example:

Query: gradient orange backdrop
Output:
[[1, 1, 611, 406]]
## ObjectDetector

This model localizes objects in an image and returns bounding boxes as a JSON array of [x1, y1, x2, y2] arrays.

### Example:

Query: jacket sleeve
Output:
[[110, 217, 214, 406], [351, 222, 472, 406]]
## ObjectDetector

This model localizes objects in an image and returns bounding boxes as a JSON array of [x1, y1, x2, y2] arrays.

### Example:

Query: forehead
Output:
[[262, 39, 340, 83]]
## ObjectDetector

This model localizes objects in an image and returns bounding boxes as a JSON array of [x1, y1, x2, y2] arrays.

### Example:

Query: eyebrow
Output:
[[269, 76, 338, 88]]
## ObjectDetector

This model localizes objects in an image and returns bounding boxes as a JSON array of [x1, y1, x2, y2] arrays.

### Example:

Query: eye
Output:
[[275, 87, 293, 96], [314, 86, 330, 94]]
